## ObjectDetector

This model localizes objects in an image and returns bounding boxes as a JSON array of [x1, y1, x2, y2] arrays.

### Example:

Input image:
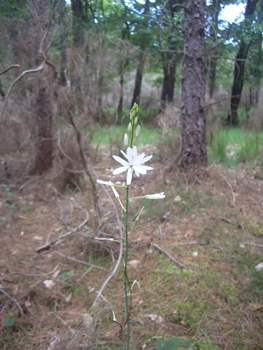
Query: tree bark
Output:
[[160, 0, 180, 109], [32, 0, 53, 174], [227, 0, 259, 125], [130, 0, 149, 108], [208, 0, 220, 99], [59, 49, 68, 87], [179, 0, 207, 171]]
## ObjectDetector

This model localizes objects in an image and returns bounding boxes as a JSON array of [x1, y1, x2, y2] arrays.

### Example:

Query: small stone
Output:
[[43, 280, 55, 289], [255, 262, 263, 271], [174, 195, 181, 202], [192, 252, 198, 257], [128, 260, 140, 269], [148, 314, 164, 324]]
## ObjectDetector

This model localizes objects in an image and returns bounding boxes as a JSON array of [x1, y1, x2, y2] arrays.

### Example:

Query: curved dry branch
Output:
[[0, 288, 23, 316], [0, 62, 45, 124], [91, 166, 124, 307], [0, 64, 20, 76]]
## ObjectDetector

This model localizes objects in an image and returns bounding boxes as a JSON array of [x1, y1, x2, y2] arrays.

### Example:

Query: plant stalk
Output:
[[124, 185, 130, 349]]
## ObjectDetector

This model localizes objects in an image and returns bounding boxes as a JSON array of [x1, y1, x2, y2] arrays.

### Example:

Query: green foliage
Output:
[[156, 337, 195, 350], [60, 269, 75, 288], [208, 130, 229, 164], [3, 315, 15, 327]]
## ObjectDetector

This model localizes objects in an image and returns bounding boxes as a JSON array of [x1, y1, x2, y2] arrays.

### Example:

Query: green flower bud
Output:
[[128, 122, 132, 133], [124, 133, 128, 147], [134, 117, 138, 125], [135, 125, 140, 138]]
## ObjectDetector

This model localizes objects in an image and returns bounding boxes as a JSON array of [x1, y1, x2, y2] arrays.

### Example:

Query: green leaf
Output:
[[60, 273, 69, 280], [156, 337, 194, 349], [4, 317, 15, 327], [67, 269, 75, 276]]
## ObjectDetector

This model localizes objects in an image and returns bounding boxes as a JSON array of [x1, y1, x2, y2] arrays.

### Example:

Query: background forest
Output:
[[0, 0, 263, 349]]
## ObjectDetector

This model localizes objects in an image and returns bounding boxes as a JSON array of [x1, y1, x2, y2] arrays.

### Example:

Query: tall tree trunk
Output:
[[131, 52, 145, 108], [227, 0, 259, 125], [227, 41, 250, 125], [130, 0, 149, 108], [59, 49, 68, 87], [32, 0, 53, 174], [208, 0, 220, 98], [70, 0, 83, 92], [179, 0, 207, 171], [160, 49, 176, 108], [160, 0, 180, 109]]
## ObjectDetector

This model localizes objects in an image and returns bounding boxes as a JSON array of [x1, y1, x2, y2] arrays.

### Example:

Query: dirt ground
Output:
[[0, 150, 263, 349]]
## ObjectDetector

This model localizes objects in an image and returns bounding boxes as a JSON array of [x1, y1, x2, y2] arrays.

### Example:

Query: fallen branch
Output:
[[0, 288, 23, 316], [212, 239, 228, 259], [46, 251, 109, 273], [236, 243, 263, 248], [153, 243, 189, 269], [37, 192, 89, 252]]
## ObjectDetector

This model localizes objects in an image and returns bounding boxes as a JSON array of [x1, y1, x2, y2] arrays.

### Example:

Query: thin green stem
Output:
[[124, 185, 130, 349]]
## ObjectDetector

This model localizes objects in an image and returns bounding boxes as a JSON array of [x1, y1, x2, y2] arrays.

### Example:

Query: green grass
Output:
[[91, 125, 163, 146]]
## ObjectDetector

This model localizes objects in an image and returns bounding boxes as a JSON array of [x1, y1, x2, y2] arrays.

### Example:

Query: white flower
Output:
[[145, 192, 165, 199], [96, 179, 119, 198], [112, 146, 153, 185]]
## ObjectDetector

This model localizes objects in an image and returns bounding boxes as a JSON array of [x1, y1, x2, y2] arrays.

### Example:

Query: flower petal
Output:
[[138, 164, 153, 171], [135, 171, 140, 177], [120, 150, 129, 160], [132, 146, 137, 159], [112, 155, 128, 167], [111, 186, 119, 198], [127, 147, 133, 162], [97, 179, 112, 186], [140, 155, 152, 164], [113, 166, 128, 175], [133, 152, 145, 165], [126, 167, 133, 185], [133, 165, 147, 174]]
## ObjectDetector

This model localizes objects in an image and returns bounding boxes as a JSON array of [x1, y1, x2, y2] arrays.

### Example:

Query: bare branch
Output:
[[0, 64, 20, 76], [212, 239, 228, 259], [0, 62, 45, 124], [0, 288, 23, 316], [46, 251, 110, 273], [92, 167, 124, 307], [153, 243, 189, 270]]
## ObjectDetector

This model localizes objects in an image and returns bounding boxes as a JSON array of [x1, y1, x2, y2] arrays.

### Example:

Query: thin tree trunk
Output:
[[130, 0, 149, 108], [179, 0, 207, 171], [160, 50, 176, 108], [208, 0, 220, 98], [59, 49, 68, 87], [33, 0, 53, 174], [227, 0, 259, 125], [131, 53, 145, 108], [227, 41, 249, 125]]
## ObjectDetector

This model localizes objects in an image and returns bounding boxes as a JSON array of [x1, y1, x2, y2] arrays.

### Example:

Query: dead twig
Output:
[[46, 251, 109, 273], [236, 243, 263, 248], [153, 243, 189, 270], [92, 168, 124, 307], [0, 288, 23, 316], [212, 239, 228, 259], [0, 61, 45, 124], [0, 64, 20, 76]]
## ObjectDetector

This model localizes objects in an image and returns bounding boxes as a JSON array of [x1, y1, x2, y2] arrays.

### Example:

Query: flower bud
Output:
[[124, 133, 128, 147], [128, 122, 132, 133], [134, 117, 138, 125], [135, 125, 140, 138]]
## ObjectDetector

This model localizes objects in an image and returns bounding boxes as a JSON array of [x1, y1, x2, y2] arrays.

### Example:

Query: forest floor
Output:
[[0, 146, 263, 350]]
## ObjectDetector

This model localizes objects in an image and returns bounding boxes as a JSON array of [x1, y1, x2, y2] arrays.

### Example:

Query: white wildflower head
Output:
[[145, 192, 165, 199], [112, 146, 153, 185]]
